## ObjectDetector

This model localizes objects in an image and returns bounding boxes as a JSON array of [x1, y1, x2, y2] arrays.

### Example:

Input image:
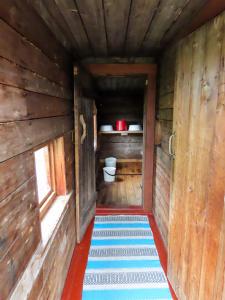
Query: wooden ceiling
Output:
[[30, 0, 211, 59]]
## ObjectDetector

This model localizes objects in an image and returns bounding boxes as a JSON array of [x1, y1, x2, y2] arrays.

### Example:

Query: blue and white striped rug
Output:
[[82, 215, 172, 300]]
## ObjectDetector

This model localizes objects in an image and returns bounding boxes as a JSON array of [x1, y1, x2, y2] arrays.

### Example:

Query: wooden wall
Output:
[[98, 134, 143, 160], [0, 3, 75, 299], [97, 95, 144, 126], [167, 12, 225, 300], [153, 46, 176, 249], [97, 96, 144, 160]]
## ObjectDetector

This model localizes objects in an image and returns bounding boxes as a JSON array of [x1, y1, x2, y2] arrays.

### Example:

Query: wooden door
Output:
[[167, 17, 225, 300], [74, 94, 96, 243]]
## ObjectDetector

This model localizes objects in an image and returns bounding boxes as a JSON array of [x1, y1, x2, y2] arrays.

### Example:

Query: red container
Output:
[[116, 119, 127, 131]]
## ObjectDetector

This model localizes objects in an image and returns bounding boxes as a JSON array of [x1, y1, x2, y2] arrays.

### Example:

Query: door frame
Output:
[[85, 63, 157, 212]]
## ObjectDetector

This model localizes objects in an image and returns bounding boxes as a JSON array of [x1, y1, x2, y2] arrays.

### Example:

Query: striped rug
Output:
[[82, 215, 172, 300]]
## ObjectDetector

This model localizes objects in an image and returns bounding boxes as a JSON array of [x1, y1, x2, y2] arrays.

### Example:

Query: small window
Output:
[[34, 137, 66, 219]]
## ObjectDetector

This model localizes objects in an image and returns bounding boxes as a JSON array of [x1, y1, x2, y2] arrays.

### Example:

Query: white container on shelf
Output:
[[103, 167, 116, 182], [100, 125, 113, 132], [128, 124, 142, 131], [105, 157, 117, 168]]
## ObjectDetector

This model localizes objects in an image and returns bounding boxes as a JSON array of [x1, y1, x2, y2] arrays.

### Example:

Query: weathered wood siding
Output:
[[168, 12, 225, 300], [153, 46, 176, 249], [0, 4, 75, 300]]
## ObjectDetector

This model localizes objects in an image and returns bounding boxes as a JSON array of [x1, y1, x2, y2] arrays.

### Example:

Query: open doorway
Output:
[[85, 63, 156, 211], [95, 74, 146, 208]]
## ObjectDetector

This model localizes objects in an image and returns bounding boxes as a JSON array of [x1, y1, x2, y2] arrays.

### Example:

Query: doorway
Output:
[[95, 75, 145, 208], [86, 64, 157, 212]]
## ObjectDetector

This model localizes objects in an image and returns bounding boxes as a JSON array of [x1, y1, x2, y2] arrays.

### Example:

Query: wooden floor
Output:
[[97, 174, 142, 207], [61, 209, 178, 300]]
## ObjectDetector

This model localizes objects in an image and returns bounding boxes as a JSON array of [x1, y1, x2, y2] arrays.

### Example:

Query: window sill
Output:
[[41, 192, 73, 248]]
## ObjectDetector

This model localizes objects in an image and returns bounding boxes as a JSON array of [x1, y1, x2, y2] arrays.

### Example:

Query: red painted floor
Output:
[[61, 209, 178, 300]]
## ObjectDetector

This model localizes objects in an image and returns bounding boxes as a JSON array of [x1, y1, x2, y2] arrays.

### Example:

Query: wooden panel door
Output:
[[167, 15, 225, 300], [74, 94, 96, 243]]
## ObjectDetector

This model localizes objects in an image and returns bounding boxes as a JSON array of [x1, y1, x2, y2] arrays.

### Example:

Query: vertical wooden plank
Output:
[[125, 0, 160, 55], [168, 37, 192, 296], [104, 0, 131, 55], [75, 0, 107, 56], [143, 74, 156, 212], [74, 69, 81, 243], [55, 0, 92, 57], [198, 15, 225, 300], [53, 137, 67, 195], [168, 12, 225, 300]]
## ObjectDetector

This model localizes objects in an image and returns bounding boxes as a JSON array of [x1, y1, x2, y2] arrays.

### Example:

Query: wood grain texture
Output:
[[54, 0, 92, 57], [0, 151, 34, 201], [153, 45, 176, 249], [0, 0, 71, 70], [103, 0, 131, 55], [0, 84, 72, 122], [30, 0, 73, 52], [125, 0, 160, 55], [0, 19, 69, 87], [0, 57, 72, 100], [97, 174, 142, 208], [161, 0, 207, 46], [142, 0, 187, 52], [76, 0, 107, 56], [142, 74, 156, 212], [0, 116, 73, 162], [99, 140, 143, 160], [167, 12, 225, 300], [27, 0, 225, 58], [0, 5, 74, 299], [0, 177, 40, 299]]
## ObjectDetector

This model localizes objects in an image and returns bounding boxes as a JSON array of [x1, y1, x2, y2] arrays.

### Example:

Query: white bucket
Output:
[[105, 157, 117, 168], [103, 167, 116, 182]]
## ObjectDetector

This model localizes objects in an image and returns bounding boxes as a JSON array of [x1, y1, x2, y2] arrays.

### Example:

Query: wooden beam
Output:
[[143, 74, 156, 212], [85, 63, 157, 76], [176, 0, 225, 42]]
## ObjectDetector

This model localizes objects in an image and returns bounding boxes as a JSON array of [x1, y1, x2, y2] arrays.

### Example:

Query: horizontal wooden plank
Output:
[[0, 177, 39, 257], [0, 116, 73, 162], [99, 142, 143, 159], [0, 19, 70, 88], [0, 150, 34, 200], [0, 220, 40, 300], [99, 114, 143, 125], [10, 195, 75, 300], [0, 0, 71, 71], [99, 134, 143, 143], [0, 84, 72, 122], [0, 57, 72, 99], [86, 64, 157, 76]]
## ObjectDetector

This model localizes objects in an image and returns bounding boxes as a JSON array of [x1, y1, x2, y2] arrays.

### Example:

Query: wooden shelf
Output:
[[99, 130, 143, 135]]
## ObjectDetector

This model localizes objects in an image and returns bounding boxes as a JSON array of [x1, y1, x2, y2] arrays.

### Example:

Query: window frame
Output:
[[34, 140, 60, 220]]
